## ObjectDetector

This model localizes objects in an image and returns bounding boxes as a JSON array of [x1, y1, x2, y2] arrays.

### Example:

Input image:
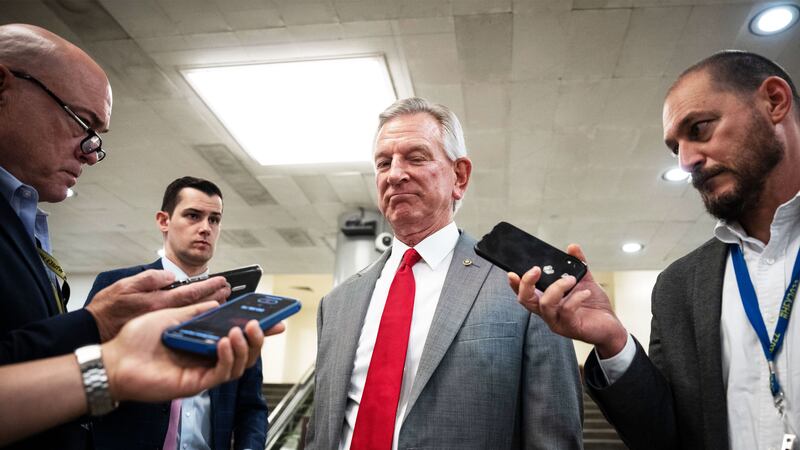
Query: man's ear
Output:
[[760, 76, 793, 124], [155, 211, 170, 233], [452, 157, 472, 201]]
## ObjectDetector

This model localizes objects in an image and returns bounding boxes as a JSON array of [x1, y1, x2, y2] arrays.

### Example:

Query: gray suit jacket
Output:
[[585, 237, 729, 450], [308, 233, 583, 450]]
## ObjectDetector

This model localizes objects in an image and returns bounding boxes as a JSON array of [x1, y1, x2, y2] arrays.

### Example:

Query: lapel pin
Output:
[[463, 258, 473, 266]]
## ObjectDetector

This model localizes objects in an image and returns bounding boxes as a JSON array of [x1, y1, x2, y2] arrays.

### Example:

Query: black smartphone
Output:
[[162, 292, 301, 358], [474, 222, 587, 291], [162, 265, 262, 301]]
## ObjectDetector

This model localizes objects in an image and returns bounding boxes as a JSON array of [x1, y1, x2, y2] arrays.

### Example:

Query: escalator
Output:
[[265, 366, 315, 450]]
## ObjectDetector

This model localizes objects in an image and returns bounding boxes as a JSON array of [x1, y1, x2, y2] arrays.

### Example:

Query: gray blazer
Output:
[[307, 233, 583, 450], [584, 237, 729, 450]]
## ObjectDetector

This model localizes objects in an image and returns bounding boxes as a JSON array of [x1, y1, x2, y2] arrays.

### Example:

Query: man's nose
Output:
[[77, 146, 100, 166], [386, 160, 409, 184], [678, 142, 704, 174]]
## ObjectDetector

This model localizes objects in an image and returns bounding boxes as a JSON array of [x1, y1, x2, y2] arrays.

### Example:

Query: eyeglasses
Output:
[[11, 70, 106, 162]]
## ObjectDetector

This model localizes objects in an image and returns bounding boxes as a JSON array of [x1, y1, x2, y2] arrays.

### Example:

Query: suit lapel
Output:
[[403, 234, 491, 419], [691, 239, 729, 448], [0, 197, 58, 315], [326, 251, 389, 446]]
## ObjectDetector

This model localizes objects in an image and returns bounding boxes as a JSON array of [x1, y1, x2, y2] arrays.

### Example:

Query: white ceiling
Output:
[[2, 0, 798, 274]]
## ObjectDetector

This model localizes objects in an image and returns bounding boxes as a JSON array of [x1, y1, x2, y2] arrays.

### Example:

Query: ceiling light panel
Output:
[[183, 56, 397, 166]]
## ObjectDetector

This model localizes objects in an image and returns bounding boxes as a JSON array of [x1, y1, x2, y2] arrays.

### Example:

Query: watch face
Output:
[[75, 344, 103, 366], [75, 345, 118, 416]]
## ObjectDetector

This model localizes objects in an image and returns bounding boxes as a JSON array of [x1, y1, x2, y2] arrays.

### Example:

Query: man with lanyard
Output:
[[509, 50, 800, 449], [84, 176, 268, 450]]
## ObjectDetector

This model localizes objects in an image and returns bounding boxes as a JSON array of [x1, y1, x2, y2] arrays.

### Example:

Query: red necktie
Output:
[[351, 248, 421, 450]]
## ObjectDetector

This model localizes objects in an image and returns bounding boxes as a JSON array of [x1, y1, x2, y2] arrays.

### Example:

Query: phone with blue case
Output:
[[162, 292, 301, 358]]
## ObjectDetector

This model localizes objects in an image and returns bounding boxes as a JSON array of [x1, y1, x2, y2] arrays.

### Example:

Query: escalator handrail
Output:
[[266, 365, 315, 449]]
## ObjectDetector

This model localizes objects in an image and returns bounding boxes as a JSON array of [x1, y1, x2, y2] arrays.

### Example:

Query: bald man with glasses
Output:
[[0, 23, 234, 450]]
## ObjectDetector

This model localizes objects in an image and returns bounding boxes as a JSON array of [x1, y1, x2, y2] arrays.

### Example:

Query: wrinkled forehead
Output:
[[662, 71, 713, 125]]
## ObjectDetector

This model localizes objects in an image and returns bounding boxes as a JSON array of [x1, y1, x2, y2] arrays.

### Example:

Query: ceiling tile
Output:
[[665, 3, 753, 77], [509, 79, 560, 131], [452, 0, 512, 16], [257, 175, 312, 206], [465, 130, 508, 171], [614, 6, 692, 78], [276, 1, 338, 26], [554, 79, 613, 129], [326, 172, 372, 205], [462, 82, 509, 129], [295, 175, 341, 203], [400, 33, 461, 85], [563, 8, 631, 80], [455, 12, 513, 82], [511, 10, 571, 81]]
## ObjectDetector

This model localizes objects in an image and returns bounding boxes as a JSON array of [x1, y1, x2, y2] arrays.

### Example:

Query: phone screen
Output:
[[178, 294, 296, 339]]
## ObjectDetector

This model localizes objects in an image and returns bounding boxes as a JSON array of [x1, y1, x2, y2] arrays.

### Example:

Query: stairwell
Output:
[[583, 391, 628, 449]]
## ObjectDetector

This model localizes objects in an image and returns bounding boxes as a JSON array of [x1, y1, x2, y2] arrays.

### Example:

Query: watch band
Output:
[[74, 344, 118, 416]]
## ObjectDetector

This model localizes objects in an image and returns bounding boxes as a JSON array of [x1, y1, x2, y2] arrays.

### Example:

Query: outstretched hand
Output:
[[102, 301, 272, 403], [86, 270, 232, 342], [508, 244, 628, 358]]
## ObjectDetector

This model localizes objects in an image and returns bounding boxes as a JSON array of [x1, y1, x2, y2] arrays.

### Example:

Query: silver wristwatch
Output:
[[74, 345, 118, 416]]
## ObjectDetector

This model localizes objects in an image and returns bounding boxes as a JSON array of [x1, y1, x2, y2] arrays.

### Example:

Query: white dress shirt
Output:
[[600, 192, 800, 450], [160, 257, 213, 450], [339, 222, 460, 450]]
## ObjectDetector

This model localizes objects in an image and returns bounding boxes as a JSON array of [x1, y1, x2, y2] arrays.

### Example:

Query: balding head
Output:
[[0, 24, 112, 202]]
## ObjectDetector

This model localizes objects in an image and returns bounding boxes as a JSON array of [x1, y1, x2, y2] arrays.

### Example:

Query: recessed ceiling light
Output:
[[183, 56, 397, 166], [622, 242, 643, 253], [750, 4, 800, 35], [66, 188, 75, 198], [662, 166, 690, 182]]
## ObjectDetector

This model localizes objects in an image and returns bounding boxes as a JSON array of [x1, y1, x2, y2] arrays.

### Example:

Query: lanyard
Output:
[[35, 241, 69, 314], [730, 244, 800, 415]]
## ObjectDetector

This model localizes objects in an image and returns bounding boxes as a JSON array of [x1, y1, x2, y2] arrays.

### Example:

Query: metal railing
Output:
[[265, 365, 315, 450]]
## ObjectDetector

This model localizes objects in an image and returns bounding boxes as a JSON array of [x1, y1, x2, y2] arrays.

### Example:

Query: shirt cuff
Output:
[[595, 333, 635, 385]]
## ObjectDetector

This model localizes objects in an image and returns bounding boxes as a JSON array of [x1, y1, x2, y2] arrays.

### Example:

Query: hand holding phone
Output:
[[162, 293, 301, 358], [474, 222, 587, 291], [162, 265, 263, 302]]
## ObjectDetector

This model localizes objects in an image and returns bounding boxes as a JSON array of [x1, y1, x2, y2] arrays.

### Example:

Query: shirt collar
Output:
[[391, 221, 460, 270], [0, 165, 38, 206], [714, 191, 800, 250], [160, 256, 210, 282]]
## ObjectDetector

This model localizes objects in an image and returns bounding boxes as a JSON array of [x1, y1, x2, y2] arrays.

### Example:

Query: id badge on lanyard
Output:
[[730, 244, 800, 445]]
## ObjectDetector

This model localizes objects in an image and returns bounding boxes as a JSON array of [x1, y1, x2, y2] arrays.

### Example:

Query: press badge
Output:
[[781, 433, 797, 450]]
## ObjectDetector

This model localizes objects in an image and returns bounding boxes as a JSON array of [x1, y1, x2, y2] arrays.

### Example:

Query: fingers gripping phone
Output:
[[474, 222, 587, 291], [162, 293, 301, 358], [163, 265, 263, 301]]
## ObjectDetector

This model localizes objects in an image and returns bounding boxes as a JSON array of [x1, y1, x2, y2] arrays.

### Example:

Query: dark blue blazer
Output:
[[0, 196, 98, 450], [85, 260, 268, 450]]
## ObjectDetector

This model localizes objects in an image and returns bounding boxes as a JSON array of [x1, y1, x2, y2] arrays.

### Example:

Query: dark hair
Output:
[[676, 50, 800, 118], [160, 176, 223, 215]]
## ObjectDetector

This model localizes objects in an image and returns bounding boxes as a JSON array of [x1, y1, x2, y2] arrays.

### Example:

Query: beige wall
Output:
[[260, 274, 331, 383]]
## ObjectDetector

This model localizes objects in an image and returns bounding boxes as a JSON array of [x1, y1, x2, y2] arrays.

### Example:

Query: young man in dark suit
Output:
[[85, 177, 268, 450]]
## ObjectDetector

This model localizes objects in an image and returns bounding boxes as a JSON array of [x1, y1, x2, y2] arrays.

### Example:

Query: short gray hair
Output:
[[375, 97, 468, 212]]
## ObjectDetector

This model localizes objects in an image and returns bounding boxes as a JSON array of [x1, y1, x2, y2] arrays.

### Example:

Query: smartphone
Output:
[[474, 222, 587, 291], [162, 292, 301, 358], [163, 265, 263, 301]]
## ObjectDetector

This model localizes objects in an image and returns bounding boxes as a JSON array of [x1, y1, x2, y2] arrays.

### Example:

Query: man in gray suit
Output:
[[308, 98, 583, 450], [510, 51, 800, 450]]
